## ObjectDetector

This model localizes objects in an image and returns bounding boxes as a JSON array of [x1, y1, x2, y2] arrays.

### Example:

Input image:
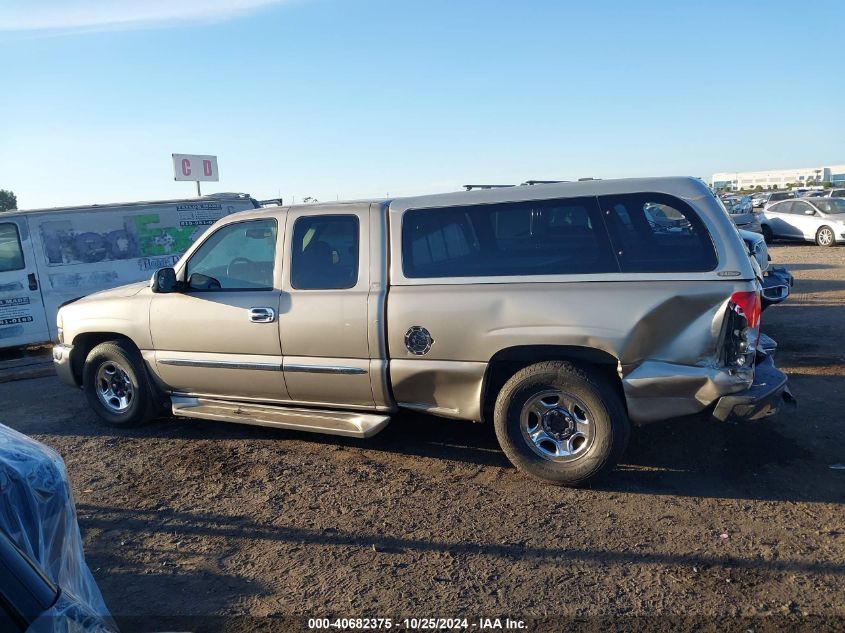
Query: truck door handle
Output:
[[249, 307, 276, 323], [27, 273, 38, 291]]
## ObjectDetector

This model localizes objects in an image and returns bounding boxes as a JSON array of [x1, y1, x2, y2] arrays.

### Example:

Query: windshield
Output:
[[814, 199, 845, 214]]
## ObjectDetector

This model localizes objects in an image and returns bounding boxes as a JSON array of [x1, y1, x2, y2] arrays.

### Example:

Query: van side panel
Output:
[[386, 280, 756, 423], [24, 198, 255, 344]]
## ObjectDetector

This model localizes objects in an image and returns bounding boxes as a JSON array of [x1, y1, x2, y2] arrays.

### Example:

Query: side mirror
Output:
[[151, 267, 178, 293], [186, 272, 222, 290], [804, 209, 815, 216]]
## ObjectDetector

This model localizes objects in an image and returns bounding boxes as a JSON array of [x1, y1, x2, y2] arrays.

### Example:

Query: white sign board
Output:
[[172, 154, 219, 182]]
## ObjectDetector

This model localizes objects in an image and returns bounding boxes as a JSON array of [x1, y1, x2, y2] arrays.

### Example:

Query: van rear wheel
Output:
[[493, 361, 630, 486], [83, 341, 157, 427]]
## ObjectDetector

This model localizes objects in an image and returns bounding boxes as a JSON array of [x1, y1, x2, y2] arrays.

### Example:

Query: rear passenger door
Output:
[[767, 201, 803, 239], [279, 206, 375, 409]]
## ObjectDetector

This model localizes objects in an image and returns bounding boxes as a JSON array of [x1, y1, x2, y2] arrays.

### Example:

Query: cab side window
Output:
[[600, 193, 717, 273], [291, 215, 359, 290], [185, 219, 277, 290], [0, 223, 25, 273]]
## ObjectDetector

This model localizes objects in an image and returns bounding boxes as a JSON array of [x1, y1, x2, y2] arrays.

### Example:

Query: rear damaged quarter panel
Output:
[[387, 280, 756, 424]]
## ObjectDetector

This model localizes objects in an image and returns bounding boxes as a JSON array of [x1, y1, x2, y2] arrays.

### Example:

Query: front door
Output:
[[0, 217, 50, 348], [279, 205, 375, 409], [790, 200, 822, 240], [150, 216, 290, 401]]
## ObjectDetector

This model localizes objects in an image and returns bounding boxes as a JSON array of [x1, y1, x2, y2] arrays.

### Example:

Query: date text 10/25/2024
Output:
[[307, 618, 527, 630]]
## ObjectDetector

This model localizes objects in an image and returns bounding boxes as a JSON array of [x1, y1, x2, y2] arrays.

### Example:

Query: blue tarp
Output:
[[0, 423, 116, 632]]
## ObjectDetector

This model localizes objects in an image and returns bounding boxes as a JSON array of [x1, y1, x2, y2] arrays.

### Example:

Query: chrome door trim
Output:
[[158, 358, 283, 371], [284, 363, 367, 375]]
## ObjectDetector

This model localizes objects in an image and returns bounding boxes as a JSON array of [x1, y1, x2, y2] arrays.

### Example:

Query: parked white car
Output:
[[761, 197, 845, 247]]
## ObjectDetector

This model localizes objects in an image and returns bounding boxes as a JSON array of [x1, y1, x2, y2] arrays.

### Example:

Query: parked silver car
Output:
[[754, 191, 796, 209], [738, 229, 793, 308], [720, 196, 762, 233], [762, 197, 845, 246]]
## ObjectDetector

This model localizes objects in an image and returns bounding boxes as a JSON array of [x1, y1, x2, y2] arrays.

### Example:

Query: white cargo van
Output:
[[0, 193, 261, 349]]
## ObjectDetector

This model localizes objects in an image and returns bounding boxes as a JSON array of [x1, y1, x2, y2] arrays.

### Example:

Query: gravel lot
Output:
[[2, 243, 844, 631]]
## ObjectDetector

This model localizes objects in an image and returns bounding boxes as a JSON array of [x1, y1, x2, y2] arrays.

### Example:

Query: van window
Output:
[[402, 197, 617, 278], [185, 219, 277, 290], [600, 193, 717, 273], [0, 223, 25, 273], [291, 215, 359, 290]]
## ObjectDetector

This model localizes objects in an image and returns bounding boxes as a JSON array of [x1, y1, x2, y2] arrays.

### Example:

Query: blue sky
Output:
[[1, 0, 843, 209]]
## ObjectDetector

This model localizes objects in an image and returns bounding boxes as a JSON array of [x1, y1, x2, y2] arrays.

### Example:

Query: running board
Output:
[[170, 396, 390, 438]]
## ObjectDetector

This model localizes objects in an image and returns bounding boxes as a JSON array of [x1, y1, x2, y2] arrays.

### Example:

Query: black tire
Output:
[[761, 224, 773, 244], [816, 226, 836, 247], [493, 361, 630, 487], [82, 340, 158, 427]]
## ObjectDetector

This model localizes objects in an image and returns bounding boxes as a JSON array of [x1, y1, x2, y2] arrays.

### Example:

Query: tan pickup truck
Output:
[[53, 177, 794, 485]]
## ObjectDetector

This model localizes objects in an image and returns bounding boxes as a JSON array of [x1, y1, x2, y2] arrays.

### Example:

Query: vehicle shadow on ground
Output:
[[76, 502, 845, 579], [82, 555, 271, 624], [51, 401, 843, 505]]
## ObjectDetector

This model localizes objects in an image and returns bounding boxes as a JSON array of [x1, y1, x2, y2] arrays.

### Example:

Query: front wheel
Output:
[[761, 224, 773, 244], [493, 361, 630, 486], [83, 340, 158, 427], [816, 226, 836, 247]]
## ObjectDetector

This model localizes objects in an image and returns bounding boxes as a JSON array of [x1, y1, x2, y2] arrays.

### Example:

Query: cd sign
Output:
[[172, 154, 219, 182]]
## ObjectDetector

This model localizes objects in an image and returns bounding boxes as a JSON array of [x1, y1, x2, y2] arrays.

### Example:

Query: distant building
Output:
[[712, 164, 845, 191]]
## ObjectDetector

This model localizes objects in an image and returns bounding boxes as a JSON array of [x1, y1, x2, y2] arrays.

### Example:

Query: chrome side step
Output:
[[170, 396, 390, 438]]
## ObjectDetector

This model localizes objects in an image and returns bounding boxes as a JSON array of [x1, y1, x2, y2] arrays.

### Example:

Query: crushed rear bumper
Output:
[[712, 352, 796, 422]]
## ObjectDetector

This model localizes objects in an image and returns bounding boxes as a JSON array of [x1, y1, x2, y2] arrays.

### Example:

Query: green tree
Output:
[[821, 181, 833, 188], [0, 189, 16, 212]]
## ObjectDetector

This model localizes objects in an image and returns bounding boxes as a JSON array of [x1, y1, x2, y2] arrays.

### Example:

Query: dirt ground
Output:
[[1, 243, 844, 632]]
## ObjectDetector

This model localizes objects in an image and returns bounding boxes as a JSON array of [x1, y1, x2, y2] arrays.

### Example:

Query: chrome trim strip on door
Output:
[[284, 364, 367, 375], [158, 359, 283, 371]]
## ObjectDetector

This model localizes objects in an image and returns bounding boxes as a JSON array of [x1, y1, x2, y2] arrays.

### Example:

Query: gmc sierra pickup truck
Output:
[[53, 177, 794, 485]]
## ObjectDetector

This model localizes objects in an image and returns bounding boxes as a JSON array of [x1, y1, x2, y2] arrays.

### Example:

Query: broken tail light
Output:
[[725, 291, 761, 368]]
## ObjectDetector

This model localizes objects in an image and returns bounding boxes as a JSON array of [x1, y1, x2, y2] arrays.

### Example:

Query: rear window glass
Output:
[[599, 193, 717, 273], [402, 197, 617, 278]]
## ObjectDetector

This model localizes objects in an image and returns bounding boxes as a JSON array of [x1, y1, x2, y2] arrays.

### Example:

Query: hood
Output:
[[80, 280, 148, 302]]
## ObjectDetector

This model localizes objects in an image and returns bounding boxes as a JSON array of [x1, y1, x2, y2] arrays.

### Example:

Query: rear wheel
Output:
[[493, 361, 630, 486], [83, 341, 158, 427], [761, 224, 773, 244], [816, 226, 836, 247]]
